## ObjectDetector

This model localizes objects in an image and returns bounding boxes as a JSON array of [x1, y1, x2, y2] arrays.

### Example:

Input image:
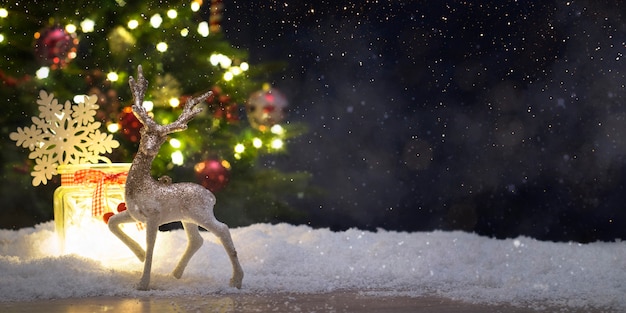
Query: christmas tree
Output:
[[0, 0, 312, 229]]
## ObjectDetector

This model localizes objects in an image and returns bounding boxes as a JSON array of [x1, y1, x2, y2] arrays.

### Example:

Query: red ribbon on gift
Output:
[[73, 169, 128, 217]]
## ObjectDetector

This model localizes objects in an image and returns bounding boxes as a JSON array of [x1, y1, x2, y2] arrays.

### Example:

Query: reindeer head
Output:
[[128, 66, 211, 157]]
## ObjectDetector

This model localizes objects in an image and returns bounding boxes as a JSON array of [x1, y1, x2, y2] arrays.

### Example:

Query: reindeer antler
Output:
[[162, 91, 212, 134], [129, 65, 157, 129], [129, 65, 211, 133]]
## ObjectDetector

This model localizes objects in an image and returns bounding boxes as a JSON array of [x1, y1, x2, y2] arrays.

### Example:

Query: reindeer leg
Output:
[[172, 222, 203, 279], [137, 219, 158, 290], [199, 219, 244, 289], [108, 211, 145, 261]]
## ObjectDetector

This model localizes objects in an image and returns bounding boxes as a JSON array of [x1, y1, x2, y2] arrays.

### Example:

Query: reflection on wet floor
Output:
[[0, 292, 574, 313]]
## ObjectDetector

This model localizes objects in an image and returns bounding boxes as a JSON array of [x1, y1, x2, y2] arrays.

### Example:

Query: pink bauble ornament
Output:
[[34, 26, 78, 69], [246, 87, 287, 130], [194, 159, 230, 192]]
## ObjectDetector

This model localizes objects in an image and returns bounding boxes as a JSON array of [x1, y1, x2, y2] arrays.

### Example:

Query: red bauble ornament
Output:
[[194, 159, 230, 192], [119, 106, 142, 143], [34, 26, 78, 69], [206, 86, 239, 123], [246, 87, 288, 130]]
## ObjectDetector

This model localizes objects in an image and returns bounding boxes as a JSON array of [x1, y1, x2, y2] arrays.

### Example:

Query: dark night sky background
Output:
[[220, 1, 626, 242]]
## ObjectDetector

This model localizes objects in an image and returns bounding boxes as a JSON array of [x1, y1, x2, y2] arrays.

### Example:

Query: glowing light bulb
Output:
[[240, 62, 249, 71], [0, 34, 4, 43], [171, 151, 184, 165], [156, 42, 168, 52], [150, 14, 163, 28], [209, 54, 220, 66], [167, 9, 178, 19], [143, 100, 154, 111], [169, 138, 181, 148], [229, 66, 242, 76], [191, 1, 201, 12], [234, 143, 245, 154], [270, 124, 284, 135], [107, 123, 120, 133], [36, 67, 50, 79], [219, 56, 232, 69], [169, 97, 180, 107], [223, 72, 233, 81], [252, 138, 263, 148], [180, 28, 189, 37], [0, 8, 8, 18], [197, 21, 209, 37], [270, 138, 284, 149], [81, 19, 95, 33], [65, 24, 77, 34], [107, 71, 119, 81], [128, 19, 139, 29]]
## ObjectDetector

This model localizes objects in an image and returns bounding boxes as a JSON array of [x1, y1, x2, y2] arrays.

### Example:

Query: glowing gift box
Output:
[[53, 163, 132, 253]]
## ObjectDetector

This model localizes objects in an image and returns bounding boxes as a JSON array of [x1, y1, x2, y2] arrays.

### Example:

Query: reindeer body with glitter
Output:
[[107, 66, 243, 290]]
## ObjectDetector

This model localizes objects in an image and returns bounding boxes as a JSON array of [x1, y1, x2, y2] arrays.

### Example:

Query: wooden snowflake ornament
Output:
[[10, 90, 119, 186]]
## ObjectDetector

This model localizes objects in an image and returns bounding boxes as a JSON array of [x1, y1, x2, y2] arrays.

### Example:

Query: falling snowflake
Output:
[[10, 90, 120, 186]]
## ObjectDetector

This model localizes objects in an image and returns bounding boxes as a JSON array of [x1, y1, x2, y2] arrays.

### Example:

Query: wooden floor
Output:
[[0, 291, 586, 313]]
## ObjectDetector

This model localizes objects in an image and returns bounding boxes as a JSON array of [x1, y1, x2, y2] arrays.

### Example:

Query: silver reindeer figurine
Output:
[[108, 65, 244, 290]]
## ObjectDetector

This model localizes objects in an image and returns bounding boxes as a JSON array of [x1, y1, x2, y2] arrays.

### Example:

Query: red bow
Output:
[[73, 169, 127, 217]]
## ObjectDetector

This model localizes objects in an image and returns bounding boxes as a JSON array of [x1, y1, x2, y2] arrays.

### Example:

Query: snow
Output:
[[0, 221, 624, 311]]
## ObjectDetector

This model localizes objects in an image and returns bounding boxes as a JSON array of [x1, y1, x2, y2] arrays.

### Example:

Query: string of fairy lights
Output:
[[0, 2, 288, 168]]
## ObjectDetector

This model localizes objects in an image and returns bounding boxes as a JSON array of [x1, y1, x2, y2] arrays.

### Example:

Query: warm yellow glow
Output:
[[209, 54, 219, 66], [240, 62, 249, 71], [128, 19, 139, 29], [252, 137, 263, 148], [107, 71, 119, 81], [221, 160, 231, 169], [59, 218, 145, 259], [171, 151, 184, 165], [81, 19, 95, 33], [0, 34, 4, 43], [270, 138, 284, 149], [169, 138, 181, 148], [191, 1, 201, 12], [65, 24, 77, 34], [197, 21, 209, 37], [143, 100, 154, 111], [223, 72, 233, 81], [229, 66, 242, 76], [209, 53, 233, 68], [36, 67, 50, 79], [234, 143, 245, 154], [220, 57, 232, 69], [270, 124, 285, 135], [156, 42, 168, 52], [169, 97, 180, 107], [0, 8, 8, 18], [107, 123, 120, 133], [167, 9, 178, 19], [180, 28, 189, 37], [150, 14, 163, 28]]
